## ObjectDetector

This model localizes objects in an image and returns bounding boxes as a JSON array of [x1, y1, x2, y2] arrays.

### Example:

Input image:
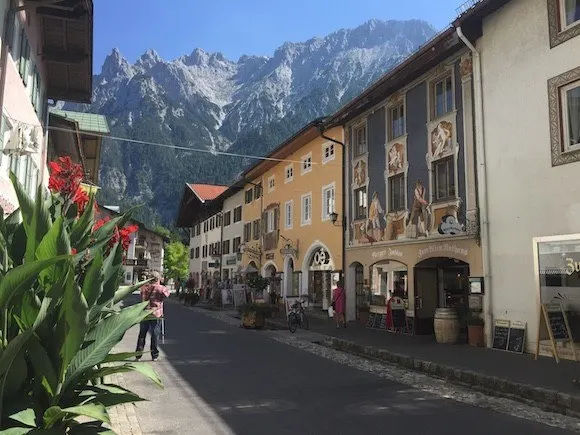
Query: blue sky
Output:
[[94, 0, 464, 73]]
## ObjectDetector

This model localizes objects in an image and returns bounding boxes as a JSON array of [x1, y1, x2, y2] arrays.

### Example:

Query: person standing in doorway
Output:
[[136, 271, 170, 361], [332, 279, 347, 329]]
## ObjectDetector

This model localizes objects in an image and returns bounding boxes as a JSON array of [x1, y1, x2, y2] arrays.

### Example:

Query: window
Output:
[[301, 193, 312, 226], [233, 237, 241, 253], [322, 143, 335, 164], [222, 239, 230, 255], [216, 214, 222, 227], [389, 103, 405, 140], [18, 28, 29, 85], [233, 206, 242, 222], [321, 184, 335, 220], [245, 189, 253, 204], [285, 200, 293, 229], [354, 187, 367, 220], [353, 124, 367, 157], [561, 80, 580, 151], [285, 164, 294, 182], [268, 175, 275, 192], [254, 183, 262, 199], [190, 248, 194, 259], [253, 219, 260, 240], [433, 157, 456, 201], [195, 247, 200, 258], [244, 223, 252, 242], [389, 174, 405, 212], [561, 0, 580, 28], [202, 245, 208, 257], [266, 210, 276, 233], [223, 211, 231, 226], [203, 221, 208, 232], [432, 75, 453, 118], [0, 115, 9, 167], [210, 218, 215, 231], [301, 153, 312, 174], [195, 224, 201, 236]]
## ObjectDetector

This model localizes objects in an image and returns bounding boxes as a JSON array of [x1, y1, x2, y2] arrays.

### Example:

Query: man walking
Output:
[[136, 271, 170, 361]]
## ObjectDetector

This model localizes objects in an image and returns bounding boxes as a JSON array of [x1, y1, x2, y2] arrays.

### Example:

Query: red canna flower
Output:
[[119, 225, 139, 251], [93, 216, 110, 232], [72, 186, 90, 214], [48, 156, 85, 196], [71, 248, 77, 255]]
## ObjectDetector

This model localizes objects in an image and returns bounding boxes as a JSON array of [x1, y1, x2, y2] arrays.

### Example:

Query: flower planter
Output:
[[467, 324, 485, 347], [242, 312, 265, 329]]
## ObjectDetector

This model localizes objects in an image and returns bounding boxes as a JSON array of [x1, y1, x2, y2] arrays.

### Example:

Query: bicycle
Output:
[[288, 299, 309, 333]]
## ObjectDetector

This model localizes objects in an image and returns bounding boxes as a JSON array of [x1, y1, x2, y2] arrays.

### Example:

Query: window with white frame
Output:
[[268, 175, 275, 192], [301, 193, 312, 225], [561, 0, 580, 28], [301, 153, 312, 174], [388, 103, 405, 140], [561, 79, 580, 151], [321, 183, 335, 220], [354, 187, 367, 220], [353, 124, 367, 157], [266, 209, 275, 233], [285, 200, 293, 229], [431, 74, 453, 119], [388, 174, 405, 212], [433, 157, 456, 201], [322, 142, 335, 164], [285, 164, 293, 182]]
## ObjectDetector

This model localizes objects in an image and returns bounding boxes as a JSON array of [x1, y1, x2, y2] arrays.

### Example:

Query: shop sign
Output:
[[280, 246, 298, 257], [265, 253, 275, 260], [208, 262, 219, 268], [564, 258, 580, 276], [417, 243, 468, 260], [226, 256, 237, 265], [371, 248, 403, 260]]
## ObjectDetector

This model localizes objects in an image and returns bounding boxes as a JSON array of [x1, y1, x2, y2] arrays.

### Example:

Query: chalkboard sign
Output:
[[492, 319, 510, 351], [373, 313, 383, 329], [404, 316, 414, 335], [507, 321, 526, 353], [546, 309, 569, 340], [366, 312, 377, 329], [392, 309, 406, 328], [379, 314, 386, 330]]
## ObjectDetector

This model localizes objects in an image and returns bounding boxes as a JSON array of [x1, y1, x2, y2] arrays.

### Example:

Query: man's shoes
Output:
[[152, 356, 158, 362]]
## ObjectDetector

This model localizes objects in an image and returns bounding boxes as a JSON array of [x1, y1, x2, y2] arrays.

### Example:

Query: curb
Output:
[[319, 336, 580, 419]]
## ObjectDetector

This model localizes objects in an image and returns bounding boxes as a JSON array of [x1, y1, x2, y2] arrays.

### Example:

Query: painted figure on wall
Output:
[[407, 179, 431, 238], [431, 121, 453, 158], [368, 191, 386, 241], [388, 143, 404, 174], [353, 159, 367, 187]]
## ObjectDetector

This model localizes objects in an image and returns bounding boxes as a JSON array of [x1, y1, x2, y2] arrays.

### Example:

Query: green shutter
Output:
[[5, 10, 15, 50]]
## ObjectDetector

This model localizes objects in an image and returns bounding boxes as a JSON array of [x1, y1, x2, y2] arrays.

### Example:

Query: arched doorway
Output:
[[302, 243, 336, 311], [350, 262, 366, 319], [283, 256, 298, 297], [414, 257, 470, 335], [370, 260, 408, 305]]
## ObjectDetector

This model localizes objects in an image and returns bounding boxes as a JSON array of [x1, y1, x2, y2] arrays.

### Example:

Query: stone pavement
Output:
[[105, 373, 143, 435]]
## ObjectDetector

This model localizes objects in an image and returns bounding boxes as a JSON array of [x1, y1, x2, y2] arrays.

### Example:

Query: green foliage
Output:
[[163, 242, 189, 282], [0, 175, 161, 432], [245, 275, 269, 291], [237, 303, 272, 317]]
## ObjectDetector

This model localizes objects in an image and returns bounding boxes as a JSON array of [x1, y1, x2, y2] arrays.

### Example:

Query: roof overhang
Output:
[[25, 0, 94, 103], [176, 184, 225, 228]]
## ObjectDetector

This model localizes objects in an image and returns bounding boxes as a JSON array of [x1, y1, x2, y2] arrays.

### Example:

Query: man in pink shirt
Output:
[[136, 271, 170, 361]]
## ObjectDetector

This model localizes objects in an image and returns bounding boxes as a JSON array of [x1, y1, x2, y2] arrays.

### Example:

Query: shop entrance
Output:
[[414, 257, 470, 335], [305, 247, 336, 311]]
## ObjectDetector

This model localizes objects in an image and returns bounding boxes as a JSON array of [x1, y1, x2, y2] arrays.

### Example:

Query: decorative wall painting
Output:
[[353, 159, 367, 188], [406, 179, 432, 238], [388, 143, 404, 175], [431, 121, 453, 158]]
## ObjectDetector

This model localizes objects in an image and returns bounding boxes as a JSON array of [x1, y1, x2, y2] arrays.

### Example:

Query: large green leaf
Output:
[[19, 291, 40, 330], [113, 279, 151, 305], [62, 403, 110, 425], [2, 351, 27, 399], [68, 422, 115, 435], [98, 244, 123, 305], [0, 428, 33, 434], [0, 330, 33, 421], [102, 352, 143, 363], [60, 268, 89, 378], [0, 255, 70, 309], [80, 384, 144, 408], [84, 362, 162, 389], [27, 335, 57, 398], [10, 173, 51, 264], [63, 302, 149, 391], [35, 216, 71, 288], [70, 195, 95, 250], [8, 408, 36, 427], [42, 406, 64, 428], [81, 252, 104, 307]]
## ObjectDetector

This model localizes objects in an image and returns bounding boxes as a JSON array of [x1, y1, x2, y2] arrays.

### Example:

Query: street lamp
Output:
[[330, 212, 339, 226]]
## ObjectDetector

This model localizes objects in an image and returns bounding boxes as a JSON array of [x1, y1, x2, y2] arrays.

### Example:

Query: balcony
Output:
[[125, 258, 149, 267], [262, 230, 279, 252], [135, 237, 148, 250]]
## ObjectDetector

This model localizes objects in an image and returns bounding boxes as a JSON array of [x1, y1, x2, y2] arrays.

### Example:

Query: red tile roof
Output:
[[187, 183, 227, 202]]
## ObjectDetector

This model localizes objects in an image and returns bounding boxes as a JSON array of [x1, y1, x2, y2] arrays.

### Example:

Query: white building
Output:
[[456, 0, 580, 356], [177, 183, 227, 288], [220, 189, 244, 281], [0, 1, 93, 214]]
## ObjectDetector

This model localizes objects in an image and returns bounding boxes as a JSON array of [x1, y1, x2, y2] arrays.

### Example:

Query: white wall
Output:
[[221, 191, 243, 277], [479, 0, 580, 351], [189, 229, 202, 275]]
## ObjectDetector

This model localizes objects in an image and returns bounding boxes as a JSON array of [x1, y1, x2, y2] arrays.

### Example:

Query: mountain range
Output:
[[65, 19, 436, 227]]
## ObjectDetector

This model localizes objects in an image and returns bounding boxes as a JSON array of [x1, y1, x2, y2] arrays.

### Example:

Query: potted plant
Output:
[[466, 311, 485, 347], [238, 303, 270, 329], [358, 305, 370, 325], [246, 275, 269, 300]]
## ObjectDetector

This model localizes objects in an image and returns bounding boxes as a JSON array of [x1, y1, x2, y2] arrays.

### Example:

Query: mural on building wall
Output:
[[388, 143, 404, 174], [353, 159, 367, 188], [431, 121, 453, 158], [406, 179, 432, 238]]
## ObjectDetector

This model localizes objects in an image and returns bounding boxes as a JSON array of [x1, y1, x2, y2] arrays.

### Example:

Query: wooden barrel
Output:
[[434, 308, 459, 344]]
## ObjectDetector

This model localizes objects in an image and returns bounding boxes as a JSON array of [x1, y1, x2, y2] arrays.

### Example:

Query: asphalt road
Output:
[[119, 299, 575, 435]]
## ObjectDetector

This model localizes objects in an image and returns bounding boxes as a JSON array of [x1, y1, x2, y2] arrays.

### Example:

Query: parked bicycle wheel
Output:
[[288, 313, 298, 333], [301, 312, 309, 330]]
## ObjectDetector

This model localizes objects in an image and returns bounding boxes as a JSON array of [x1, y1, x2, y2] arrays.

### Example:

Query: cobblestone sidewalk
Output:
[[105, 372, 143, 435]]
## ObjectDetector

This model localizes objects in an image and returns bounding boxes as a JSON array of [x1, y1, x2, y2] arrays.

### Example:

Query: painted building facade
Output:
[[0, 1, 93, 215], [220, 188, 244, 281], [472, 0, 580, 356], [329, 25, 483, 331], [240, 121, 344, 310]]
